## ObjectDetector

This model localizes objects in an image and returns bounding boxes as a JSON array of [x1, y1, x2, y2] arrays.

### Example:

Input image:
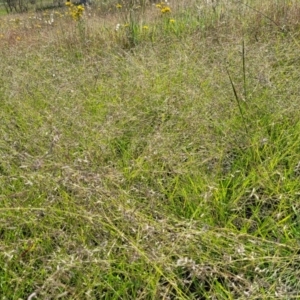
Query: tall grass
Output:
[[1, 0, 300, 298]]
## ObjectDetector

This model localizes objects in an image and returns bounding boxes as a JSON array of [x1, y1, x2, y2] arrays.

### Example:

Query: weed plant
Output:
[[1, 0, 300, 299]]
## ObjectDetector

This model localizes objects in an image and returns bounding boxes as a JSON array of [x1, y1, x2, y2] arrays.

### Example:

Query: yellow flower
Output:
[[77, 5, 84, 11], [68, 4, 85, 21], [155, 4, 162, 8], [161, 6, 171, 13], [116, 3, 122, 8], [142, 25, 149, 30], [65, 1, 71, 6], [169, 19, 175, 23]]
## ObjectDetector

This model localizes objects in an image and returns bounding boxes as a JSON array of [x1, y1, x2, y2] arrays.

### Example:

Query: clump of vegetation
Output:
[[1, 0, 300, 298], [65, 1, 84, 21]]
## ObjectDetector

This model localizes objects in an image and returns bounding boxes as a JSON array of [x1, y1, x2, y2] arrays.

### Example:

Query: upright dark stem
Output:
[[225, 64, 249, 135], [242, 40, 247, 101]]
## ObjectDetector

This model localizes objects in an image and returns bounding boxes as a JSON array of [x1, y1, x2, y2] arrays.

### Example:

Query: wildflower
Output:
[[155, 4, 162, 8], [169, 19, 175, 23], [115, 23, 121, 31], [77, 5, 84, 12], [161, 6, 171, 13], [65, 1, 71, 6], [142, 25, 149, 30], [16, 36, 21, 41], [68, 4, 85, 21], [116, 3, 122, 8]]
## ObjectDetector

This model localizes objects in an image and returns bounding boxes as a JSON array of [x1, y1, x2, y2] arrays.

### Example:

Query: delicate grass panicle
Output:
[[1, 0, 300, 299]]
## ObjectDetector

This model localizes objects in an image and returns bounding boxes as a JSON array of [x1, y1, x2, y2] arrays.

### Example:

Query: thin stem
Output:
[[242, 40, 247, 101], [225, 64, 249, 135]]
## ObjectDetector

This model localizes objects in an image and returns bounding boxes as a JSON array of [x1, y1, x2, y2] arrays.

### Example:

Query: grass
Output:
[[1, 0, 300, 298]]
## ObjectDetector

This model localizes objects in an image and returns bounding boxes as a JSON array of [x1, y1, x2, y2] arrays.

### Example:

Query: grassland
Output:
[[1, 0, 300, 299]]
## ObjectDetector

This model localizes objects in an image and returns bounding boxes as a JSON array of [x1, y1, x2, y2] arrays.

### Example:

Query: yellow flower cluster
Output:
[[65, 1, 85, 21], [155, 2, 171, 13], [161, 6, 171, 13]]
